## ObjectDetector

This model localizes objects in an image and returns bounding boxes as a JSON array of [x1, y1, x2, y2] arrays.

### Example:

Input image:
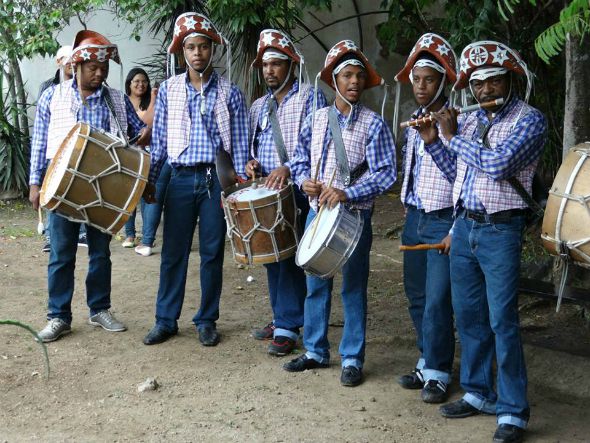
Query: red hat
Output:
[[252, 29, 302, 68], [168, 12, 226, 54], [320, 40, 383, 90], [70, 30, 120, 65], [454, 40, 526, 90], [395, 33, 457, 84]]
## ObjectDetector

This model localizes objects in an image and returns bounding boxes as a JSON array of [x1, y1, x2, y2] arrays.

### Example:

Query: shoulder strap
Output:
[[327, 107, 351, 186], [267, 98, 289, 165], [101, 86, 128, 144]]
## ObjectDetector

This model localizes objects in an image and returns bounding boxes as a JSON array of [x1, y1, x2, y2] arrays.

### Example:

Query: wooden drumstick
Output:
[[399, 243, 445, 251], [37, 207, 44, 235], [308, 168, 337, 248]]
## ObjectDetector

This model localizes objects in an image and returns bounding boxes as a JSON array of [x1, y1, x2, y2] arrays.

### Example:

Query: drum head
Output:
[[229, 185, 278, 202], [297, 203, 341, 265]]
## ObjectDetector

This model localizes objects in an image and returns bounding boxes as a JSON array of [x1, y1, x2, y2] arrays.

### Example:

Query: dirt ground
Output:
[[1, 193, 590, 442]]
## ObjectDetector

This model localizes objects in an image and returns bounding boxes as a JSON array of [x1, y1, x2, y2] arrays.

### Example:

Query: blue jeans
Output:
[[47, 214, 112, 324], [263, 186, 309, 340], [450, 213, 529, 428], [303, 208, 372, 369], [402, 206, 454, 383], [45, 212, 86, 242], [153, 166, 225, 332]]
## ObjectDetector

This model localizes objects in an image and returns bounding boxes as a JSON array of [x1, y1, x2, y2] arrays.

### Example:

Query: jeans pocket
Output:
[[491, 217, 525, 233]]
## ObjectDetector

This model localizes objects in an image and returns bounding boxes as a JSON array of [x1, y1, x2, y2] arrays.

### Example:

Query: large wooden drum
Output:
[[542, 142, 590, 268], [40, 123, 150, 235]]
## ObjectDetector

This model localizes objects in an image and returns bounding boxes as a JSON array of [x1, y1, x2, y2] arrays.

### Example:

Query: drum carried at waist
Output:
[[542, 142, 590, 267], [222, 178, 299, 265], [296, 203, 364, 279], [40, 123, 150, 235]]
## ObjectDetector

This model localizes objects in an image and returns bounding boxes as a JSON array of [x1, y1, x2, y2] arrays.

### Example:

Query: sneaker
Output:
[[268, 336, 296, 356], [421, 379, 448, 403], [252, 322, 275, 340], [88, 310, 127, 332], [134, 244, 153, 257], [398, 368, 424, 389], [122, 237, 135, 248], [42, 242, 51, 253], [77, 234, 88, 248], [37, 318, 71, 343], [340, 366, 363, 387]]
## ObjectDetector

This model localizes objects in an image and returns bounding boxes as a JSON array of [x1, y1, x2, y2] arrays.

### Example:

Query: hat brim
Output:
[[320, 53, 383, 90]]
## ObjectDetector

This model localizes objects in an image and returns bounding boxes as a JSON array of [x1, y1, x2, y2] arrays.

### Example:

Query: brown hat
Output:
[[70, 30, 120, 64], [395, 33, 457, 84], [252, 29, 302, 68], [320, 40, 383, 90], [168, 12, 226, 54]]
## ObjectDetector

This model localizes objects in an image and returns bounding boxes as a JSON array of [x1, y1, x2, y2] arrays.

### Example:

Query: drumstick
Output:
[[399, 243, 445, 251], [308, 168, 337, 248], [37, 207, 44, 235]]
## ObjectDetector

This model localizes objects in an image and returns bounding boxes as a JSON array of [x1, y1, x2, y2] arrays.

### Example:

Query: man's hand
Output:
[[136, 127, 152, 146], [319, 187, 347, 209], [431, 107, 458, 142], [416, 121, 439, 145], [265, 166, 290, 190], [245, 159, 260, 180], [302, 179, 323, 198], [440, 234, 451, 255], [142, 182, 157, 204], [29, 185, 41, 211]]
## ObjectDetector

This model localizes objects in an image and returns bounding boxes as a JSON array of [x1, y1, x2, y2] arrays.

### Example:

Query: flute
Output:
[[399, 98, 504, 129]]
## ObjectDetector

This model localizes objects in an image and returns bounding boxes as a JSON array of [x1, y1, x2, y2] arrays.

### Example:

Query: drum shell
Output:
[[541, 143, 590, 267], [296, 205, 364, 279], [40, 123, 150, 235], [222, 178, 298, 265]]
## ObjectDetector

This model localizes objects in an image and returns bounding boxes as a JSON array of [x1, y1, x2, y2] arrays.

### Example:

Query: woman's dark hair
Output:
[[125, 67, 151, 111]]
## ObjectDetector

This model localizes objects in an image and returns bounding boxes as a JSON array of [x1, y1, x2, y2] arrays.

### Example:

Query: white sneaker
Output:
[[134, 244, 153, 257], [88, 310, 127, 332], [122, 237, 135, 248], [38, 318, 71, 343]]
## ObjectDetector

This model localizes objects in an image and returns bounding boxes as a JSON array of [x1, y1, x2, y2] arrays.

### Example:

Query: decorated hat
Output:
[[395, 33, 457, 84], [454, 40, 527, 90], [320, 40, 383, 90], [70, 30, 120, 65], [252, 29, 302, 68], [168, 12, 226, 54]]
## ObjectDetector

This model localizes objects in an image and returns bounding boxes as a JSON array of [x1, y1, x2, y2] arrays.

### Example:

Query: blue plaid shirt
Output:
[[291, 104, 397, 203], [253, 81, 327, 175], [29, 81, 146, 185], [149, 71, 249, 183]]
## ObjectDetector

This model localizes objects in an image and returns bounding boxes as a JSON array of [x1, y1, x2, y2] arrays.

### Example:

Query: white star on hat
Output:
[[262, 32, 275, 47], [460, 57, 470, 73], [419, 35, 434, 48], [278, 36, 290, 48], [96, 47, 108, 62], [80, 49, 92, 61], [436, 44, 450, 56], [174, 24, 181, 37], [200, 19, 211, 31], [343, 40, 357, 50], [328, 46, 341, 59], [491, 46, 509, 65], [183, 16, 197, 30]]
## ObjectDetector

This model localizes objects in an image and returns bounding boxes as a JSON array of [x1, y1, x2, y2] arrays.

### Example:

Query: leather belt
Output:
[[460, 208, 527, 224], [173, 163, 215, 172]]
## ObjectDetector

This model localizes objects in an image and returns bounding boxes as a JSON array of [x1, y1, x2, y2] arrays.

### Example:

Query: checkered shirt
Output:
[[442, 97, 547, 213], [400, 107, 454, 212], [30, 80, 145, 185], [248, 80, 327, 175], [149, 71, 249, 183], [290, 103, 397, 211]]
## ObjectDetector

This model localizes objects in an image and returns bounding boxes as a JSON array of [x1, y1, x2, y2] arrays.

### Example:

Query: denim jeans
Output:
[[303, 208, 372, 369], [45, 212, 86, 242], [263, 186, 309, 340], [401, 206, 455, 383], [153, 166, 225, 332], [450, 213, 529, 428], [47, 214, 112, 324]]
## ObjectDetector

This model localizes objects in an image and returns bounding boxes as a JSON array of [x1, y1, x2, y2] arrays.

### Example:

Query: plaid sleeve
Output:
[[425, 138, 456, 183], [124, 95, 147, 138], [228, 85, 249, 179], [289, 113, 313, 187], [344, 115, 397, 202], [29, 86, 56, 185], [450, 109, 547, 180], [306, 87, 327, 116], [148, 86, 169, 184]]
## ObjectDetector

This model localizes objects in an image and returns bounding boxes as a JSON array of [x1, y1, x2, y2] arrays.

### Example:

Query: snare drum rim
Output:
[[222, 178, 293, 210]]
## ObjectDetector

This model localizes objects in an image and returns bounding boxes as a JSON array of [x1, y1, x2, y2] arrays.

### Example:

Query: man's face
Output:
[[79, 60, 109, 90], [470, 74, 510, 111], [335, 65, 367, 103], [412, 66, 443, 107], [58, 58, 74, 80], [262, 57, 291, 90], [183, 36, 213, 71]]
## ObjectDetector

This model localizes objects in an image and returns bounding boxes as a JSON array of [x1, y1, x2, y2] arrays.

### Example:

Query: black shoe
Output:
[[340, 366, 363, 387], [283, 354, 328, 372], [421, 380, 448, 404], [268, 336, 296, 356], [440, 399, 483, 418], [143, 326, 177, 345], [252, 322, 275, 340], [493, 424, 525, 443], [198, 326, 220, 346], [42, 242, 50, 253], [398, 368, 424, 389]]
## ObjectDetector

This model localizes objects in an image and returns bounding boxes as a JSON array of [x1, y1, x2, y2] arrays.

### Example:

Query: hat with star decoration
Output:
[[70, 30, 120, 65], [320, 40, 383, 90], [168, 12, 227, 54], [252, 29, 302, 68], [395, 33, 457, 84], [454, 40, 527, 90]]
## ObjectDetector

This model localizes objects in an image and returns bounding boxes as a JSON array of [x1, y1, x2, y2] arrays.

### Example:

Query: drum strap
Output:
[[327, 107, 351, 186], [267, 98, 290, 165], [102, 86, 128, 145]]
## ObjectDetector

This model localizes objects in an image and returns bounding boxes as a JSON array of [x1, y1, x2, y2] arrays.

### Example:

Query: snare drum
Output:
[[40, 123, 150, 235], [222, 178, 299, 265], [296, 203, 364, 279]]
